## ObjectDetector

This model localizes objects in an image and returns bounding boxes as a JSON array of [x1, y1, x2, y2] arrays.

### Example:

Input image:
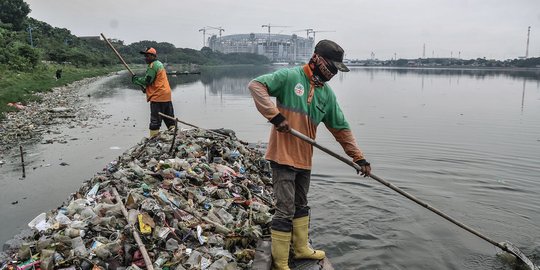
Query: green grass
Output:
[[0, 65, 121, 116]]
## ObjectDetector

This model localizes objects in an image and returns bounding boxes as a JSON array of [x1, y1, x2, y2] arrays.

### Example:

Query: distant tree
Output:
[[395, 59, 408, 66], [0, 0, 31, 31], [200, 46, 213, 57]]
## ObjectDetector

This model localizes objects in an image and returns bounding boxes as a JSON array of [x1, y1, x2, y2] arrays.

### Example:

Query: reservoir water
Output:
[[1, 66, 539, 269]]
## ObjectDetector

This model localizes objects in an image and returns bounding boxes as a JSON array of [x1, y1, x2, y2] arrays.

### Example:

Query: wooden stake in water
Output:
[[19, 145, 25, 178]]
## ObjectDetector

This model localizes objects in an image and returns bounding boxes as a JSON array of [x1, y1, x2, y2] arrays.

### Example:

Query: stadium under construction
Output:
[[207, 33, 314, 63]]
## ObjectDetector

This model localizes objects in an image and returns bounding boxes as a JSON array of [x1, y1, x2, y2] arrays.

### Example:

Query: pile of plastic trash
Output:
[[1, 127, 274, 270]]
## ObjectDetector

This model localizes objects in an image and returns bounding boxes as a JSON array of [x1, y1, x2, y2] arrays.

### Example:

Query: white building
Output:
[[208, 33, 314, 63]]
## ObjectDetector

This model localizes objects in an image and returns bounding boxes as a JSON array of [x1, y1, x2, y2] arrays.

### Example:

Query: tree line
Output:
[[0, 0, 269, 72]]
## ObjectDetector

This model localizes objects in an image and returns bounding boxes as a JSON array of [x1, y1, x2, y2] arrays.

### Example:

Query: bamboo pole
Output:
[[288, 128, 538, 270], [158, 113, 228, 139], [19, 145, 25, 178], [100, 33, 135, 76], [112, 188, 154, 270]]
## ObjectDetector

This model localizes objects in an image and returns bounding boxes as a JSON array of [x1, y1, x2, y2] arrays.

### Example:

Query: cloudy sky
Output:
[[25, 0, 540, 60]]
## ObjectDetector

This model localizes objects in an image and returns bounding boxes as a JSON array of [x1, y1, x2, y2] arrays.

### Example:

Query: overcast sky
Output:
[[25, 0, 540, 60]]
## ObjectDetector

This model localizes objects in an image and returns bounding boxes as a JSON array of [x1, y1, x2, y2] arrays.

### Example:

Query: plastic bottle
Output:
[[71, 236, 88, 256], [153, 252, 170, 268], [65, 228, 85, 238], [250, 201, 270, 213]]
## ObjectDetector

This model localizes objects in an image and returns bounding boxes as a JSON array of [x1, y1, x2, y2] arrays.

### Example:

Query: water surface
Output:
[[1, 66, 539, 269]]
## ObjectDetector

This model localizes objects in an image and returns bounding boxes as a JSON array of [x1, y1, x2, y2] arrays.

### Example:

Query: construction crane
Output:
[[261, 23, 290, 36], [207, 26, 225, 40], [198, 27, 212, 47], [294, 28, 313, 39], [310, 30, 335, 42], [261, 24, 289, 49]]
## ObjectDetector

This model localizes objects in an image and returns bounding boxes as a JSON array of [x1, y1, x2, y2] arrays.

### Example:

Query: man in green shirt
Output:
[[132, 47, 175, 137], [249, 40, 371, 269]]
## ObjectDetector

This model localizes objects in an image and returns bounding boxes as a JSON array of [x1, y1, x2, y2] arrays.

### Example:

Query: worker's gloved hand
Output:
[[355, 159, 371, 177], [132, 75, 147, 93], [270, 113, 290, 133], [276, 120, 290, 133]]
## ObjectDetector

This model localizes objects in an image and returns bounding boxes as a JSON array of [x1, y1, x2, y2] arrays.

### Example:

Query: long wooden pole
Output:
[[288, 128, 538, 270], [158, 113, 228, 139], [19, 145, 25, 178], [100, 33, 135, 76], [112, 188, 154, 270]]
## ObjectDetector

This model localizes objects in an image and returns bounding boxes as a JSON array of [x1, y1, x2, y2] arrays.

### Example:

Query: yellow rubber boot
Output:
[[271, 230, 291, 270], [149, 129, 160, 137], [292, 216, 326, 260]]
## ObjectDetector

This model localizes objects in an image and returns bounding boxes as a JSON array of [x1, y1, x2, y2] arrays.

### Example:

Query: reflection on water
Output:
[[101, 66, 540, 99], [97, 66, 275, 98], [200, 66, 273, 96]]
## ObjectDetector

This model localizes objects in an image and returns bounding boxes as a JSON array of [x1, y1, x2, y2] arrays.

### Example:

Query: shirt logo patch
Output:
[[294, 83, 304, 96]]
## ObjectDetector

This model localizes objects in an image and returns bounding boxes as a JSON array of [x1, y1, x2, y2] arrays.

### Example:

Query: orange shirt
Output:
[[145, 60, 172, 102]]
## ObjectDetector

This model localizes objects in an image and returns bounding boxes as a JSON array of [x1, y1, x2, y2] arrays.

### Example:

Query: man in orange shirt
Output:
[[249, 40, 371, 269], [132, 47, 175, 137]]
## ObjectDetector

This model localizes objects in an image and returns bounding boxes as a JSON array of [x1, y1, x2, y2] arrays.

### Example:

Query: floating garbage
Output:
[[1, 127, 273, 269]]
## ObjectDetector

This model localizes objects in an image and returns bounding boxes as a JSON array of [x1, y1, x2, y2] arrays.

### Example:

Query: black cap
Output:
[[314, 40, 349, 72]]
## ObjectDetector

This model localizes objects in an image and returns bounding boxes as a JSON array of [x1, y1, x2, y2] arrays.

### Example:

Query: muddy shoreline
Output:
[[0, 74, 121, 156], [0, 72, 143, 247]]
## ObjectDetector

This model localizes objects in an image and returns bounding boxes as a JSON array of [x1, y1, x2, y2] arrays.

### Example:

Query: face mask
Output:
[[309, 54, 338, 82]]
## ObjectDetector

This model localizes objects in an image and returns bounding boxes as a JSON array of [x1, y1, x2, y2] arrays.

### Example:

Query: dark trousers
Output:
[[149, 101, 175, 130], [270, 162, 311, 232]]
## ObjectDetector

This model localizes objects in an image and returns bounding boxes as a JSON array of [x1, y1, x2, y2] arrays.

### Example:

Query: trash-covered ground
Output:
[[0, 76, 110, 155], [1, 127, 274, 270]]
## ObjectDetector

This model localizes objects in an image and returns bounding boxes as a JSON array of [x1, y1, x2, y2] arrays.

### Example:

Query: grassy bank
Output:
[[0, 65, 121, 116]]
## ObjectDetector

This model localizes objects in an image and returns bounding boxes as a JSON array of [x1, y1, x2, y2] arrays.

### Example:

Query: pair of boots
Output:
[[149, 125, 176, 137], [271, 216, 326, 270], [149, 129, 160, 137]]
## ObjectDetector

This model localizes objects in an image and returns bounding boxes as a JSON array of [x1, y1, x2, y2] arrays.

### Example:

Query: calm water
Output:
[[1, 67, 539, 269]]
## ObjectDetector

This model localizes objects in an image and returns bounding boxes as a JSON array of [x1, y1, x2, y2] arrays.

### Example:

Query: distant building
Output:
[[208, 33, 314, 63]]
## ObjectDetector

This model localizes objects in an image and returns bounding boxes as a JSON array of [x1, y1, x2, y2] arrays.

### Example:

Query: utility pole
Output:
[[423, 43, 425, 58], [525, 26, 531, 58]]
